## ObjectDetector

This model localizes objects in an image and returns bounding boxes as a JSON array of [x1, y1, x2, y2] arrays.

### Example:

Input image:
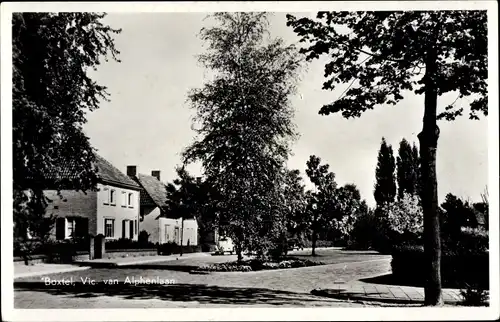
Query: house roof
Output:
[[133, 173, 197, 221], [134, 173, 169, 210], [94, 155, 141, 190], [43, 154, 141, 191]]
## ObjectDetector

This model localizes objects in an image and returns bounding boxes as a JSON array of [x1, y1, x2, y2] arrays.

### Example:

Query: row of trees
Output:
[[375, 138, 421, 206], [164, 153, 369, 259]]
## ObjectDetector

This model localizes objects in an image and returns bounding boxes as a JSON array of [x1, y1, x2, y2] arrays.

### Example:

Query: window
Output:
[[66, 218, 76, 239], [110, 189, 116, 205], [105, 219, 115, 238], [135, 220, 138, 234], [128, 193, 134, 208], [121, 191, 127, 207], [103, 187, 109, 205]]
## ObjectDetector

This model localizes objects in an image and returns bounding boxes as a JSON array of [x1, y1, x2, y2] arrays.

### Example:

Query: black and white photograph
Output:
[[1, 1, 498, 321]]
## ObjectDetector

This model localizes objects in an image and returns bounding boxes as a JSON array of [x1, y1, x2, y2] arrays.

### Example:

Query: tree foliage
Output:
[[304, 155, 338, 254], [374, 137, 396, 206], [332, 183, 368, 242], [183, 13, 302, 260], [13, 13, 121, 242], [440, 193, 481, 237], [13, 13, 121, 193], [382, 192, 423, 236], [397, 138, 420, 199], [286, 11, 487, 120], [282, 169, 308, 238], [164, 167, 219, 245]]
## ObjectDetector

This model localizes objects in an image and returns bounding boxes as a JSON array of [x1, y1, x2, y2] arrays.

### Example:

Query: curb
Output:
[[14, 266, 91, 279], [311, 288, 462, 305], [75, 252, 210, 268]]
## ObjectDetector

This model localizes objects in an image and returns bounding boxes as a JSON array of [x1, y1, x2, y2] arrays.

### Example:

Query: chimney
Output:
[[127, 165, 137, 177], [151, 170, 161, 181]]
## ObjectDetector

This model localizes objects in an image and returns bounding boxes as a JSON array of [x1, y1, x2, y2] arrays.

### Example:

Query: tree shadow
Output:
[[360, 273, 489, 290], [115, 264, 199, 272], [310, 288, 425, 306], [14, 281, 338, 307]]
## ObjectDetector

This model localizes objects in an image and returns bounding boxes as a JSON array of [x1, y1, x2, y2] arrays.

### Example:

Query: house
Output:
[[42, 155, 141, 241], [127, 166, 199, 245]]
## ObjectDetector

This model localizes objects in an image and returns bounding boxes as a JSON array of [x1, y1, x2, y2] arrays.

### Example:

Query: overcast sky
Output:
[[83, 12, 488, 206]]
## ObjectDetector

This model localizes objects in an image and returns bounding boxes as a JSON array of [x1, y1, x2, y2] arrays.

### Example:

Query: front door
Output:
[[174, 227, 180, 244], [129, 221, 134, 240]]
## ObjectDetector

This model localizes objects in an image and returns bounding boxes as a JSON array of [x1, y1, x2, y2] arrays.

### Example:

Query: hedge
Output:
[[14, 237, 91, 263], [391, 245, 489, 289], [105, 238, 156, 250], [157, 242, 202, 255]]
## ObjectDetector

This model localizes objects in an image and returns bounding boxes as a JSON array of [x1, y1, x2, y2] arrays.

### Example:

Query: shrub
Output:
[[348, 209, 379, 250], [391, 244, 489, 288], [41, 238, 90, 263], [138, 230, 150, 245], [460, 282, 489, 306]]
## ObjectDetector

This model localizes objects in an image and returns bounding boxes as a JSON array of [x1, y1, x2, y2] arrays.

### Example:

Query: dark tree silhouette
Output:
[[374, 138, 396, 207], [397, 138, 420, 199]]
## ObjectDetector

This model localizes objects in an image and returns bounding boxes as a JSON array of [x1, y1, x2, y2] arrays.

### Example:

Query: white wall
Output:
[[158, 217, 198, 245], [140, 206, 161, 244], [96, 183, 140, 240]]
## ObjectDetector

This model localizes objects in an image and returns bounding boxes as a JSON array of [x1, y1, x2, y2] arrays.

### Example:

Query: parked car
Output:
[[217, 236, 235, 255], [287, 238, 304, 251]]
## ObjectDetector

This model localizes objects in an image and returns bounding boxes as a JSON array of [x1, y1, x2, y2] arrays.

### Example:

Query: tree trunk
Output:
[[311, 228, 317, 256], [236, 243, 243, 263], [418, 42, 443, 306]]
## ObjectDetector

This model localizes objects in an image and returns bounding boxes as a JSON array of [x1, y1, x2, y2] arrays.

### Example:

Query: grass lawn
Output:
[[288, 248, 389, 265]]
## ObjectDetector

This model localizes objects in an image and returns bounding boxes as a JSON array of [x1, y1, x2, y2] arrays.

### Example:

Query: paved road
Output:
[[14, 249, 392, 308]]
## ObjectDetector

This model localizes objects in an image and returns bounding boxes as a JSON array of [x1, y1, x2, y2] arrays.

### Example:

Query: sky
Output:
[[83, 12, 489, 207]]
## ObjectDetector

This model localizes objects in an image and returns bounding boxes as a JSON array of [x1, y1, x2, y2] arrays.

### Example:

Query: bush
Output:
[[460, 282, 489, 306], [138, 230, 150, 245], [442, 227, 488, 254], [391, 244, 489, 289], [198, 258, 323, 272]]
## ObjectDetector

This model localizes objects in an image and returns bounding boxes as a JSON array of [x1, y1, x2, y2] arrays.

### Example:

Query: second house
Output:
[[127, 166, 198, 245]]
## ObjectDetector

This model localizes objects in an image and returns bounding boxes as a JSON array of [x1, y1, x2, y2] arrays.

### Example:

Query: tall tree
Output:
[[397, 138, 420, 199], [287, 11, 487, 305], [13, 13, 120, 242], [183, 13, 302, 262], [374, 138, 397, 207], [164, 167, 219, 255], [305, 155, 338, 256], [332, 183, 368, 245]]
